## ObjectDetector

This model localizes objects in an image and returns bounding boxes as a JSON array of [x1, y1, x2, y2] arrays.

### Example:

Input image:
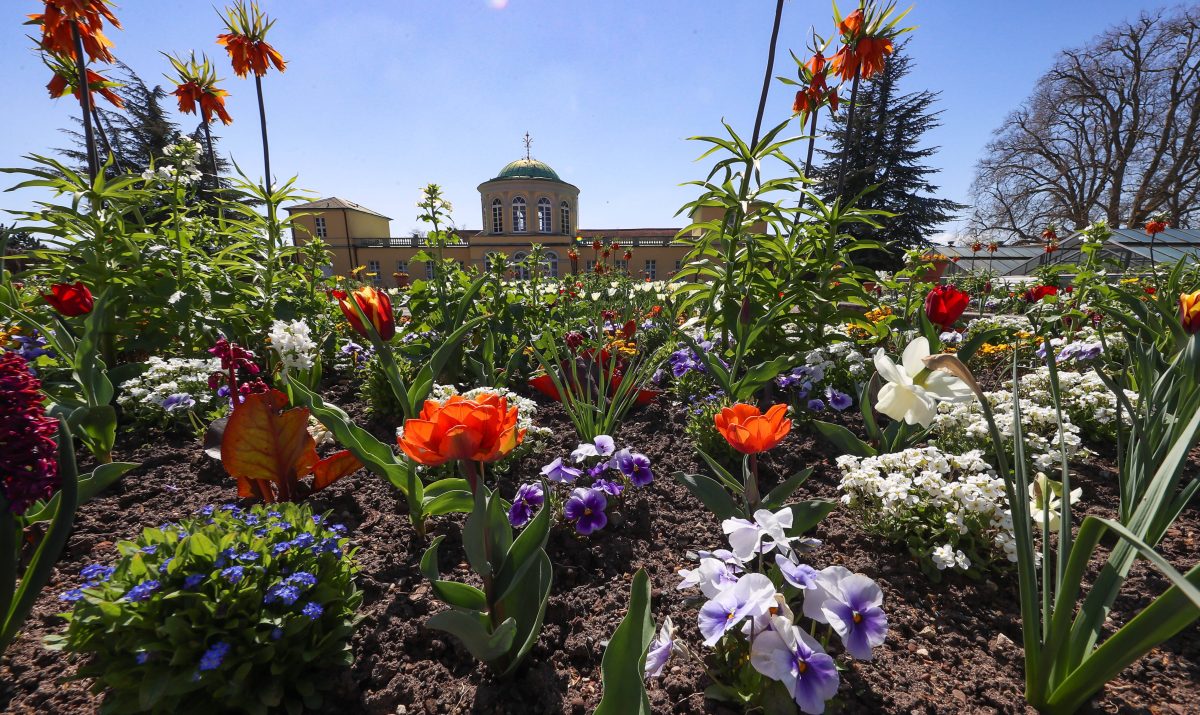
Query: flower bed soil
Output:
[[1, 382, 1197, 714]]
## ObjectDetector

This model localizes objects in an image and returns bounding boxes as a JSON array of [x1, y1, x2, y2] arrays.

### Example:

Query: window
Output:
[[537, 198, 552, 233], [425, 261, 435, 279], [586, 259, 596, 272], [314, 216, 327, 239], [512, 197, 527, 232], [513, 251, 529, 280], [675, 260, 682, 273], [367, 260, 382, 286], [396, 260, 407, 274], [491, 199, 503, 234], [614, 259, 628, 273], [484, 251, 500, 272], [544, 250, 559, 278], [560, 201, 571, 235], [644, 259, 656, 279]]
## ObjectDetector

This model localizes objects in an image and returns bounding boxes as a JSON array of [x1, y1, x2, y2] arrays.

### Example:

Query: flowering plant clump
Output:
[[653, 516, 886, 713], [117, 356, 225, 430], [49, 502, 360, 714], [515, 435, 653, 534], [1014, 368, 1136, 444], [836, 447, 1019, 578], [932, 390, 1085, 471], [775, 342, 864, 416], [267, 318, 318, 371]]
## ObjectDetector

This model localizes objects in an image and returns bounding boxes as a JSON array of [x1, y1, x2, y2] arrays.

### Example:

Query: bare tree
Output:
[[970, 5, 1200, 242]]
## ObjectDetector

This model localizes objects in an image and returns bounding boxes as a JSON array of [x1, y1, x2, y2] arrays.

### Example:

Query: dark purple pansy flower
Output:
[[806, 398, 825, 411], [592, 478, 624, 497], [611, 449, 654, 487], [826, 388, 852, 412], [507, 482, 545, 528], [563, 487, 608, 535]]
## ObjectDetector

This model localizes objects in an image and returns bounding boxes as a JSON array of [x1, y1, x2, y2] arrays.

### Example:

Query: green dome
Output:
[[494, 158, 561, 181]]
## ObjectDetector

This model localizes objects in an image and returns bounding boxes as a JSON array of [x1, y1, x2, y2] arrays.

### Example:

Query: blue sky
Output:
[[1, 0, 1168, 240]]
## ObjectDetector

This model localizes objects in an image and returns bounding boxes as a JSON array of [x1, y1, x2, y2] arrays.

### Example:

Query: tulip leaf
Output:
[[761, 467, 815, 511], [733, 356, 793, 400], [18, 461, 137, 524], [784, 499, 837, 535], [425, 610, 516, 664], [67, 404, 117, 463], [493, 550, 552, 677], [421, 536, 488, 611], [594, 569, 653, 715], [672, 471, 740, 520], [811, 419, 876, 458], [422, 478, 474, 516]]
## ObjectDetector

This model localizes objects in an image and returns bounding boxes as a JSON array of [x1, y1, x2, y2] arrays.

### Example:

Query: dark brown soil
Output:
[[1, 380, 1197, 715]]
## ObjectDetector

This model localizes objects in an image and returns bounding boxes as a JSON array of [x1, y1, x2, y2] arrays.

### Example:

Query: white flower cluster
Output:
[[268, 319, 318, 371], [1014, 368, 1136, 443], [932, 389, 1085, 471], [836, 447, 1019, 573], [118, 356, 223, 426], [141, 136, 204, 186]]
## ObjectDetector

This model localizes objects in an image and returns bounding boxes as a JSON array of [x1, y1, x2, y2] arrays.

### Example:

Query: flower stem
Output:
[[70, 23, 99, 183]]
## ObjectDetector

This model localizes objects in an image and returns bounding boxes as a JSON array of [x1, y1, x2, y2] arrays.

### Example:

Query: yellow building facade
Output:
[[286, 156, 693, 285]]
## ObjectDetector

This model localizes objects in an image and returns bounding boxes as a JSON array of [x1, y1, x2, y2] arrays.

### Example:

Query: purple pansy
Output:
[[563, 487, 608, 535], [696, 573, 775, 646], [806, 398, 825, 412], [540, 457, 582, 483], [571, 435, 616, 462], [611, 449, 653, 487], [592, 478, 624, 497], [802, 566, 887, 660], [644, 617, 675, 679], [750, 618, 840, 714], [826, 388, 852, 412], [507, 482, 545, 528], [775, 553, 819, 590]]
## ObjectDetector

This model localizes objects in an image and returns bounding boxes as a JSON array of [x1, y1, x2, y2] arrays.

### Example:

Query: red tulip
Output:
[[1024, 285, 1059, 303], [332, 286, 394, 341], [924, 285, 970, 330], [42, 281, 93, 316]]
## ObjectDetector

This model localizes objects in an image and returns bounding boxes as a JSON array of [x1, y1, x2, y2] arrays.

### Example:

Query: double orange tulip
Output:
[[714, 403, 792, 455], [398, 394, 525, 467], [1181, 291, 1200, 335]]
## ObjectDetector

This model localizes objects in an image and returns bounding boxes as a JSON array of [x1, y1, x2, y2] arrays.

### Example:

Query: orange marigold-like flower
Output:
[[714, 403, 792, 455], [217, 0, 286, 78], [28, 0, 121, 63], [398, 394, 525, 467]]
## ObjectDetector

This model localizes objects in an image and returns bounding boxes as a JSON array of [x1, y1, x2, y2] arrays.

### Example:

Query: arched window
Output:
[[537, 198, 552, 233], [543, 250, 559, 278], [491, 198, 503, 234], [560, 201, 571, 235], [511, 197, 527, 233], [512, 250, 529, 280]]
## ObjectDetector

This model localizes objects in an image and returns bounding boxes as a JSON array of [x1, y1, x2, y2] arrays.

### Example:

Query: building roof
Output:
[[944, 227, 1200, 276], [285, 197, 392, 220], [492, 158, 562, 181]]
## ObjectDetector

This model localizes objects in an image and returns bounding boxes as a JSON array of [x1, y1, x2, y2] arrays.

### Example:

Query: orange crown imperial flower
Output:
[[714, 403, 792, 455], [167, 52, 232, 125], [1145, 219, 1167, 236], [1181, 291, 1200, 335], [45, 53, 123, 108], [398, 394, 526, 467], [838, 8, 865, 37], [217, 0, 286, 78], [29, 0, 121, 63]]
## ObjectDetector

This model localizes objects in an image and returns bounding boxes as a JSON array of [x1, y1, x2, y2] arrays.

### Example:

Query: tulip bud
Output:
[[739, 294, 751, 325], [1181, 291, 1200, 334]]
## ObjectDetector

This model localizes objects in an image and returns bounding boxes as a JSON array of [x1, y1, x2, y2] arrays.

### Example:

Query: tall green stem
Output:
[[70, 24, 99, 184]]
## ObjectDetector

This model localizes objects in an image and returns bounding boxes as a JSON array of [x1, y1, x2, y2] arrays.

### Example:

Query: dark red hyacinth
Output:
[[0, 352, 60, 515], [924, 285, 970, 330], [42, 281, 94, 316]]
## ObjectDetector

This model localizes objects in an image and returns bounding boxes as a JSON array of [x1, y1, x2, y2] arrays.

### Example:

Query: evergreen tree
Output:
[[812, 43, 964, 268], [59, 62, 232, 186]]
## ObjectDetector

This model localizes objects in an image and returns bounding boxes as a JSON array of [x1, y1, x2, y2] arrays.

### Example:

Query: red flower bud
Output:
[[923, 285, 970, 330], [42, 282, 93, 316]]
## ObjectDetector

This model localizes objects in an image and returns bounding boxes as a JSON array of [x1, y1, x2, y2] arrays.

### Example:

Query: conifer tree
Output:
[[813, 43, 964, 267]]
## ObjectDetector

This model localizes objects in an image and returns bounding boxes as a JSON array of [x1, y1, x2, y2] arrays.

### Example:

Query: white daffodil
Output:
[[1029, 472, 1082, 531], [873, 337, 973, 427]]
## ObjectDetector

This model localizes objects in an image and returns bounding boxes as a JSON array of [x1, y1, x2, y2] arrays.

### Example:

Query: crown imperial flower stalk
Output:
[[217, 1, 286, 78], [167, 52, 233, 125], [0, 352, 60, 515], [28, 0, 121, 63]]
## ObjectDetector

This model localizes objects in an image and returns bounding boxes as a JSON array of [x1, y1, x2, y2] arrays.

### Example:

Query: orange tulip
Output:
[[398, 394, 525, 467], [28, 0, 121, 63], [1181, 291, 1200, 335], [217, 1, 286, 78], [714, 403, 792, 454], [332, 286, 395, 341]]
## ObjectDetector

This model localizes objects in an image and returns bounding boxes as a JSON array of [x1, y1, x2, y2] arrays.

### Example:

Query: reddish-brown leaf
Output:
[[312, 449, 362, 493], [221, 390, 318, 497]]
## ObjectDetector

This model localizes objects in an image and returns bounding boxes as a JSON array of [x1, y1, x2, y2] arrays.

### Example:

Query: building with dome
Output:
[[285, 147, 691, 284]]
